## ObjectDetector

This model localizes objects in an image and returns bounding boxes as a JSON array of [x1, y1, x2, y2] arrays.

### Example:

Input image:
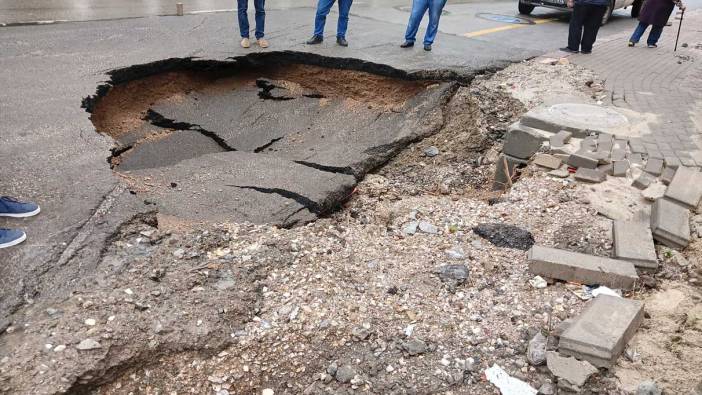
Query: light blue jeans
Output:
[[404, 0, 448, 45]]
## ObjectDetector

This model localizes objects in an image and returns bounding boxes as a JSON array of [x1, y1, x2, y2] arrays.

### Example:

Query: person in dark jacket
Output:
[[628, 0, 686, 47], [561, 0, 609, 54]]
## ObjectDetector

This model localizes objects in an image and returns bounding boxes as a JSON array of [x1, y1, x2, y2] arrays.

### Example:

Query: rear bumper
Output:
[[520, 0, 571, 11]]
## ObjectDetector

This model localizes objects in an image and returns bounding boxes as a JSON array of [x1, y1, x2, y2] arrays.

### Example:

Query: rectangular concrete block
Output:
[[533, 153, 562, 170], [612, 160, 629, 177], [503, 126, 545, 159], [559, 295, 644, 368], [651, 198, 691, 249], [493, 154, 528, 191], [575, 168, 606, 183], [527, 245, 639, 290], [627, 152, 644, 166], [664, 166, 702, 209], [644, 158, 664, 176], [613, 219, 658, 269], [660, 167, 676, 185], [611, 148, 626, 162], [567, 151, 599, 169]]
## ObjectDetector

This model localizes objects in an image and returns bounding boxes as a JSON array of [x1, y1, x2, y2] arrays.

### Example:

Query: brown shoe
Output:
[[257, 38, 269, 48]]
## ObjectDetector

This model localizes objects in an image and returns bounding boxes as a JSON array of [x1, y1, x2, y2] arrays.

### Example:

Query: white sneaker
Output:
[[241, 38, 250, 48]]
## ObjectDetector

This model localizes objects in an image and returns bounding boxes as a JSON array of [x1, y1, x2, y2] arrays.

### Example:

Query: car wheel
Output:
[[518, 2, 535, 15], [601, 0, 615, 24], [631, 0, 644, 18]]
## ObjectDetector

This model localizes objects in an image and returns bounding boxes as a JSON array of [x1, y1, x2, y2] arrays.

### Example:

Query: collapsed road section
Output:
[[84, 54, 459, 227]]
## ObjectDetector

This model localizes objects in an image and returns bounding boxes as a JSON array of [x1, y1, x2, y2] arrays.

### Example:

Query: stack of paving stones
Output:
[[498, 110, 702, 389]]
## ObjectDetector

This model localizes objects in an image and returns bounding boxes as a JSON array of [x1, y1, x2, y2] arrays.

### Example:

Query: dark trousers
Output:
[[238, 0, 265, 39], [567, 3, 607, 52]]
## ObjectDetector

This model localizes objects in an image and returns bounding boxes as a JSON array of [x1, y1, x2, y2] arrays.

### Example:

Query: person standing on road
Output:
[[306, 0, 353, 47], [237, 0, 268, 48], [400, 0, 448, 51], [628, 0, 686, 47], [0, 196, 41, 249], [561, 0, 609, 54]]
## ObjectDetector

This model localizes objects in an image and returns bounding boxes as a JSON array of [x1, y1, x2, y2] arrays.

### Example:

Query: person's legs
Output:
[[567, 3, 587, 51], [313, 0, 336, 37], [254, 0, 265, 39], [237, 0, 250, 38], [336, 0, 353, 38], [580, 4, 607, 52], [647, 25, 664, 45], [629, 22, 649, 44], [424, 0, 447, 45], [404, 0, 429, 44]]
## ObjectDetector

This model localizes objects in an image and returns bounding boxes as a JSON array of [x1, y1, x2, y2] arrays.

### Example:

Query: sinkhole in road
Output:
[[84, 54, 459, 227]]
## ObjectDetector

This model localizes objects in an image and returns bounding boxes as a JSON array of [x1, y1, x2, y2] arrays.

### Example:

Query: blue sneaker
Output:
[[0, 196, 41, 218], [0, 228, 27, 249]]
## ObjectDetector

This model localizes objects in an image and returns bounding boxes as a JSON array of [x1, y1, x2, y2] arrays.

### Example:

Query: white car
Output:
[[517, 0, 644, 24]]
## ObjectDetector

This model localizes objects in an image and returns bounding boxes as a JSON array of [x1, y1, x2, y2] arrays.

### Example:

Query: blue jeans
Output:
[[629, 22, 663, 45], [238, 0, 265, 39], [404, 0, 448, 45], [313, 0, 353, 38]]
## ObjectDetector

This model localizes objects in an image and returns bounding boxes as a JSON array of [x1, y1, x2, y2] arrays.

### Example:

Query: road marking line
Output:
[[463, 17, 558, 38]]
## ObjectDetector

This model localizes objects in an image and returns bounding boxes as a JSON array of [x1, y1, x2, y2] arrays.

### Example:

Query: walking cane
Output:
[[674, 8, 685, 52]]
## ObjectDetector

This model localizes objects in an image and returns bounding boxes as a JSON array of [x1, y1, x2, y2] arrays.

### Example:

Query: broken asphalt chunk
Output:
[[473, 223, 535, 251], [527, 245, 639, 290], [664, 166, 702, 209], [650, 198, 691, 249], [558, 295, 644, 368]]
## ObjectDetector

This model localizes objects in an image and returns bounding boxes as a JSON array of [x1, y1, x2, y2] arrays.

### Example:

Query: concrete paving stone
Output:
[[630, 144, 647, 154], [651, 198, 691, 249], [567, 151, 599, 169], [613, 218, 658, 269], [582, 137, 598, 151], [503, 127, 545, 159], [559, 295, 644, 368], [527, 245, 639, 290], [599, 163, 614, 176], [680, 157, 698, 167], [597, 141, 613, 153], [612, 160, 629, 177], [676, 150, 692, 158], [644, 143, 659, 150], [644, 158, 664, 176], [493, 154, 529, 191], [549, 130, 573, 148], [660, 167, 676, 185], [648, 150, 664, 160], [611, 148, 626, 161], [627, 153, 644, 166], [664, 166, 702, 209], [575, 168, 606, 183], [533, 153, 563, 170], [632, 173, 655, 190], [664, 156, 681, 169]]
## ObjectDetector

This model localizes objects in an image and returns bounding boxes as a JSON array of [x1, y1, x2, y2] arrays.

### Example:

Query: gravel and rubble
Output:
[[1, 58, 701, 394]]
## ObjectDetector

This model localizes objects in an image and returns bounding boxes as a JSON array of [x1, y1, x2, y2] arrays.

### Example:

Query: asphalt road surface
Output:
[[1, 0, 700, 348]]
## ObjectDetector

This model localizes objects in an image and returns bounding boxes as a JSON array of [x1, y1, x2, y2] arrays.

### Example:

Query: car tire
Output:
[[631, 0, 644, 18], [601, 0, 615, 24], [518, 2, 535, 15]]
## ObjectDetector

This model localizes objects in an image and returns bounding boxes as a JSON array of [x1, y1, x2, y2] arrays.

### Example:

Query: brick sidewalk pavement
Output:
[[570, 11, 702, 167]]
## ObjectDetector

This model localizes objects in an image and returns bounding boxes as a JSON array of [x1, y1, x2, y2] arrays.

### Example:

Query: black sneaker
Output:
[[336, 37, 348, 47], [306, 35, 323, 45], [559, 47, 579, 53], [423, 44, 432, 51], [581, 50, 592, 54], [400, 41, 414, 48]]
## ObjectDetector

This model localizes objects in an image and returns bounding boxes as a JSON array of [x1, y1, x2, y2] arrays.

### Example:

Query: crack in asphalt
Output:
[[293, 160, 356, 177], [227, 185, 322, 214], [145, 109, 237, 151], [253, 136, 284, 153]]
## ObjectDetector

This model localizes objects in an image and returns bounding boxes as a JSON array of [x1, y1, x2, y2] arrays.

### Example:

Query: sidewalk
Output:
[[570, 10, 702, 166]]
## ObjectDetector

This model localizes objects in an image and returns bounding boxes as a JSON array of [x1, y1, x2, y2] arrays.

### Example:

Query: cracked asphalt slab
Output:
[[0, 6, 541, 392]]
